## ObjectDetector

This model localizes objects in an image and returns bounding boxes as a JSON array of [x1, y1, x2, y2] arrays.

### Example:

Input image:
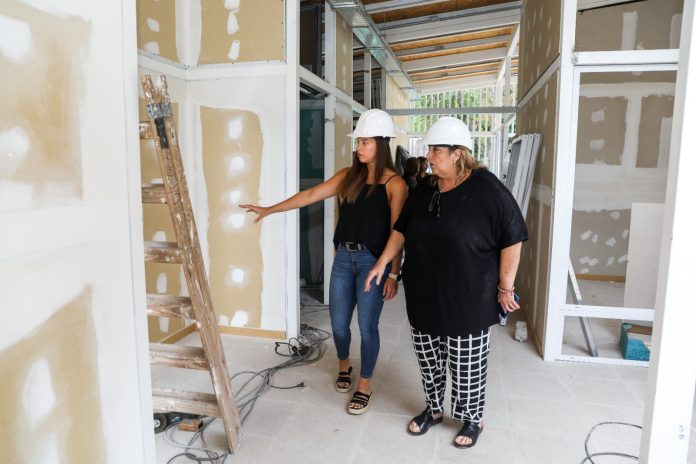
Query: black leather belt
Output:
[[341, 242, 365, 251]]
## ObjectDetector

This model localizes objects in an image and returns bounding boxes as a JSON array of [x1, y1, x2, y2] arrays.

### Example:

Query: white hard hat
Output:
[[351, 109, 395, 138], [419, 116, 473, 150]]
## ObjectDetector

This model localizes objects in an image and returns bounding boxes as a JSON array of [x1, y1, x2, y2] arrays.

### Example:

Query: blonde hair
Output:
[[429, 146, 484, 186]]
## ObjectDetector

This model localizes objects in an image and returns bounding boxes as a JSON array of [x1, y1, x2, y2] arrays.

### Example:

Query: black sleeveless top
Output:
[[333, 177, 395, 258]]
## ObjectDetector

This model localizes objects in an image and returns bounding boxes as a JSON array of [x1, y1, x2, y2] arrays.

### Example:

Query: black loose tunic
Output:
[[393, 169, 528, 336]]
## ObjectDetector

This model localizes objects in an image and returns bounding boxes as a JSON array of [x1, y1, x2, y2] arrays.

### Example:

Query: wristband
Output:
[[497, 286, 515, 294], [388, 272, 401, 282]]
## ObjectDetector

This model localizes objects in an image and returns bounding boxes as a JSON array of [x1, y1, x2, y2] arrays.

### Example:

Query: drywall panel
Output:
[[576, 96, 627, 165], [0, 283, 105, 463], [518, 0, 561, 97], [623, 203, 663, 309], [516, 70, 558, 354], [201, 106, 264, 329], [335, 100, 353, 171], [0, 1, 88, 213], [188, 75, 287, 331], [199, 0, 285, 64], [136, 0, 178, 62], [517, 71, 558, 188], [569, 72, 675, 280], [1, 0, 153, 461], [335, 14, 353, 95], [576, 0, 684, 51], [386, 73, 410, 150]]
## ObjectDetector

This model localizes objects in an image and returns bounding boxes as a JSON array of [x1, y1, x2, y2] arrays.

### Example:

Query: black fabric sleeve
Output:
[[393, 188, 414, 234], [493, 179, 529, 249]]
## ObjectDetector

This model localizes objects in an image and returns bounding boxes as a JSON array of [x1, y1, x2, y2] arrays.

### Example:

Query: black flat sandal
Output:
[[407, 408, 443, 436], [335, 366, 353, 393], [453, 420, 483, 448]]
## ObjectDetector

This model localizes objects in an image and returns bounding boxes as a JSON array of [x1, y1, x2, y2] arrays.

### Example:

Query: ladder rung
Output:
[[139, 121, 154, 140], [144, 241, 181, 263], [142, 183, 167, 204], [147, 294, 195, 320], [152, 387, 220, 417], [150, 342, 209, 370]]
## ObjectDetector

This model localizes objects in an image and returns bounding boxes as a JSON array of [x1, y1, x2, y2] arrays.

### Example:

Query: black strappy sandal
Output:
[[407, 408, 443, 436], [335, 366, 353, 393], [453, 420, 483, 448], [347, 390, 373, 415]]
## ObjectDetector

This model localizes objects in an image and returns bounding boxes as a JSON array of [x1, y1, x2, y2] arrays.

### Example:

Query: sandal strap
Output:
[[338, 366, 352, 377], [456, 420, 482, 440], [350, 391, 371, 407]]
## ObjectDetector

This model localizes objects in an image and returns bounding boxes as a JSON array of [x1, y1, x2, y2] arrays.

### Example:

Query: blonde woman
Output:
[[365, 117, 527, 447], [241, 109, 407, 414]]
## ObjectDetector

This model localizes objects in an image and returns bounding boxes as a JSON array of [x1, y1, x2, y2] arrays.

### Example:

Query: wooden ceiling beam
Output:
[[398, 41, 507, 62], [368, 0, 517, 24], [390, 26, 513, 51]]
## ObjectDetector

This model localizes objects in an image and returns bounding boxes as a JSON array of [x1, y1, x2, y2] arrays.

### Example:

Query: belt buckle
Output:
[[345, 242, 362, 251]]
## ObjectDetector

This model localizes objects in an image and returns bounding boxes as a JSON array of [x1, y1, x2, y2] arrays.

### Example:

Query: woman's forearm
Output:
[[378, 230, 405, 269], [499, 242, 522, 289]]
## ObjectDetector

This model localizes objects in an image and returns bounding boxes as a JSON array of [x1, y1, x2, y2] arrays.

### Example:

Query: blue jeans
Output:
[[329, 246, 388, 379]]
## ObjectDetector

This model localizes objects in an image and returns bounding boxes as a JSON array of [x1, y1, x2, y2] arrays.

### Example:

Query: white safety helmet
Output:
[[419, 116, 473, 151], [351, 109, 396, 138]]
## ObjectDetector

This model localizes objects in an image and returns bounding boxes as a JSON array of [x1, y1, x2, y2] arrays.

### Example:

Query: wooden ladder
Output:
[[140, 75, 241, 452]]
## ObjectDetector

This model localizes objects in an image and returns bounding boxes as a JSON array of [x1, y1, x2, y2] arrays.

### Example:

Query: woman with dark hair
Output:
[[402, 157, 420, 195], [416, 156, 431, 185], [365, 116, 527, 448], [241, 109, 407, 414]]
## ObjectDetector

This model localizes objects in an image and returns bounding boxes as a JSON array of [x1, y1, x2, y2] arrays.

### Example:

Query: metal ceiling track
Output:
[[326, 0, 419, 100]]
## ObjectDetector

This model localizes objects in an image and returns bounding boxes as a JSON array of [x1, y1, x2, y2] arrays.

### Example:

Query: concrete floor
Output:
[[153, 289, 696, 463]]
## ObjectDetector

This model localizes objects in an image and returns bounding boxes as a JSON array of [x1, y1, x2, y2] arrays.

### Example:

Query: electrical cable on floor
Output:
[[163, 323, 330, 464], [580, 421, 642, 463]]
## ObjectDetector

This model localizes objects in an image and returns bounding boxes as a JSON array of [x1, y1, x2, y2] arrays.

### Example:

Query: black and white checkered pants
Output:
[[410, 326, 491, 423]]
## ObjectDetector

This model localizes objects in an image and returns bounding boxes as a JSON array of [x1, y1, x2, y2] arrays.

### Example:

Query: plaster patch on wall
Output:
[[224, 213, 246, 230], [158, 316, 169, 333], [610, 211, 620, 220], [618, 254, 628, 263], [621, 11, 638, 50], [591, 109, 605, 122], [589, 139, 604, 150], [152, 230, 166, 241], [230, 310, 248, 327], [623, 229, 629, 239], [607, 256, 615, 266], [0, 126, 30, 177], [227, 39, 241, 60], [606, 236, 617, 247], [227, 189, 243, 204], [0, 14, 32, 62], [226, 154, 247, 173], [226, 267, 246, 286], [143, 41, 160, 55], [580, 230, 592, 240], [156, 272, 167, 293], [218, 314, 230, 325], [579, 268, 589, 274], [670, 14, 682, 48], [147, 17, 160, 32], [0, 2, 89, 213], [228, 117, 243, 139], [227, 11, 239, 35], [22, 359, 56, 428], [591, 234, 598, 244]]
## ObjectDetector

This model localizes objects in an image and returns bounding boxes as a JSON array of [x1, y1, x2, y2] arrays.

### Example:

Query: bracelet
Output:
[[388, 272, 400, 281], [497, 286, 515, 294]]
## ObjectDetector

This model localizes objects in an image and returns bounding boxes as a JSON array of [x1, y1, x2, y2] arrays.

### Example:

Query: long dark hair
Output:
[[338, 137, 396, 203]]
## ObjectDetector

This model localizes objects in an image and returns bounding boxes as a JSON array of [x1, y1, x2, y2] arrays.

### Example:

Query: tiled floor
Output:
[[154, 290, 696, 463]]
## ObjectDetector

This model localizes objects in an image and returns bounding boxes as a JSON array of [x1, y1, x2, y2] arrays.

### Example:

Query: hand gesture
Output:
[[239, 204, 270, 223], [382, 277, 398, 301], [364, 265, 384, 293]]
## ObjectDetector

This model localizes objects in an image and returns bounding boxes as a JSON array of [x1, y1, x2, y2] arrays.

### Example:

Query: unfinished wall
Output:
[[1, 0, 152, 461], [516, 70, 558, 351], [576, 0, 683, 51], [188, 77, 288, 333], [199, 0, 285, 64], [569, 72, 675, 279], [518, 0, 561, 97], [137, 1, 292, 337], [335, 15, 353, 95], [386, 73, 410, 150], [136, 0, 178, 62]]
